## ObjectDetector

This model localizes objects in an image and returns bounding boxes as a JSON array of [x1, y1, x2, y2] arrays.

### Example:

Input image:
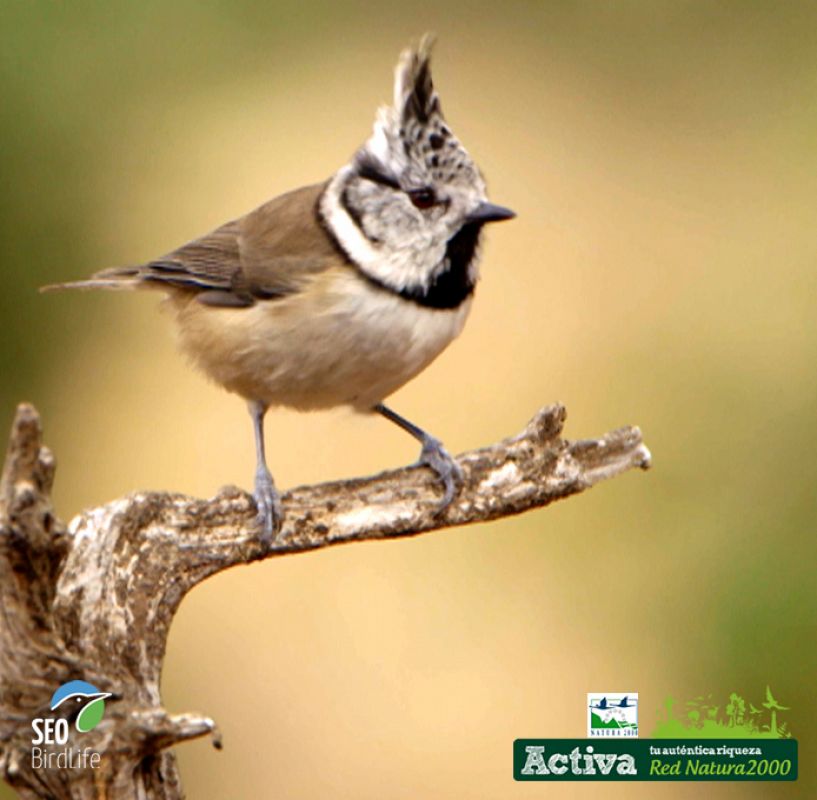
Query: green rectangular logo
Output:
[[513, 739, 797, 781]]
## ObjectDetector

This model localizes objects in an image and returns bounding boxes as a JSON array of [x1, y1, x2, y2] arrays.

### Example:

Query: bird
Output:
[[43, 36, 515, 539], [50, 680, 112, 733]]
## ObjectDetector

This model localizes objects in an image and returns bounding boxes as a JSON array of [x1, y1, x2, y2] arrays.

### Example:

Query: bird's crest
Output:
[[364, 34, 482, 192], [394, 33, 440, 126]]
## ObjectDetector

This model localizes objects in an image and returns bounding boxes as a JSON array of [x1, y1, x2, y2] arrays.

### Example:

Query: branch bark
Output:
[[0, 402, 650, 799]]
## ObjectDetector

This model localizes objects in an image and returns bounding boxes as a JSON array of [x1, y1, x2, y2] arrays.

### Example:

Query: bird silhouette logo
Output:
[[50, 681, 112, 733], [587, 693, 639, 736]]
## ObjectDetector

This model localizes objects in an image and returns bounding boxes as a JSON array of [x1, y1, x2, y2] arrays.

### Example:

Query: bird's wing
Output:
[[42, 182, 349, 307], [139, 218, 245, 293], [237, 180, 348, 299]]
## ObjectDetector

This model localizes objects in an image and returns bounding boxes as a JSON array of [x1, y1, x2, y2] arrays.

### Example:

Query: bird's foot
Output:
[[418, 435, 463, 512], [253, 466, 283, 543]]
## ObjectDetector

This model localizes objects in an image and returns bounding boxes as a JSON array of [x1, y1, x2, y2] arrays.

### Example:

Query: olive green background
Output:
[[1, 1, 815, 798]]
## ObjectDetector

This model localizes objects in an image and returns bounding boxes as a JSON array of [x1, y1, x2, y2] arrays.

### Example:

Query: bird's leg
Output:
[[374, 403, 463, 511], [248, 400, 282, 540]]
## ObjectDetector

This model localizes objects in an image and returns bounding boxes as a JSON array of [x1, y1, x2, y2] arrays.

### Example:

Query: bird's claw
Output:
[[418, 435, 463, 512], [253, 466, 283, 543]]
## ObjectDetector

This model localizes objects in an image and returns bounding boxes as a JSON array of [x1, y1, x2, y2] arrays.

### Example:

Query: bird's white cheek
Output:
[[322, 172, 448, 294]]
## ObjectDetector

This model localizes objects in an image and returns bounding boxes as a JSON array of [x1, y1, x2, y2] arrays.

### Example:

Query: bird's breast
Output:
[[172, 267, 471, 410]]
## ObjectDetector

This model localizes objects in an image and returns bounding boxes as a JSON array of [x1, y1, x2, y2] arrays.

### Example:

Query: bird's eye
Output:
[[408, 188, 437, 210]]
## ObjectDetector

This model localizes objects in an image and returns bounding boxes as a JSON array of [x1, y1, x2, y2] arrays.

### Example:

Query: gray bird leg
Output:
[[374, 403, 463, 511], [248, 400, 282, 540]]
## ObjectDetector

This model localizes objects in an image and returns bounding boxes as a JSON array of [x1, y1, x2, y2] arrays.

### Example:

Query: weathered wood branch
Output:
[[0, 402, 650, 799]]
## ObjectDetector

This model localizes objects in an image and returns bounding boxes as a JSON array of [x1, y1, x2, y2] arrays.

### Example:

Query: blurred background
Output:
[[1, 1, 815, 797]]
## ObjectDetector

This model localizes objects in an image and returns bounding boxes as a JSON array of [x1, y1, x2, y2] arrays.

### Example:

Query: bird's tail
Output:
[[40, 266, 143, 293]]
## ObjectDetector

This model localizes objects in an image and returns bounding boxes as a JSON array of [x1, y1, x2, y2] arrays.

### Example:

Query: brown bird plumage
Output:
[[46, 183, 343, 305]]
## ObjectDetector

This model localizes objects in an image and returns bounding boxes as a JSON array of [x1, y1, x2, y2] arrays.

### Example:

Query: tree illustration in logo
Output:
[[747, 703, 763, 732], [653, 685, 792, 739], [725, 692, 745, 728], [761, 685, 788, 738]]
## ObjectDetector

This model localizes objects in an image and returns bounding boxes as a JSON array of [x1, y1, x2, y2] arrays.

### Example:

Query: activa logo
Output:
[[30, 681, 112, 770], [521, 744, 637, 777]]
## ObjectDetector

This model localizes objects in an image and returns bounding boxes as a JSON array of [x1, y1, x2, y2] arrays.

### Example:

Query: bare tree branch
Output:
[[0, 402, 650, 799]]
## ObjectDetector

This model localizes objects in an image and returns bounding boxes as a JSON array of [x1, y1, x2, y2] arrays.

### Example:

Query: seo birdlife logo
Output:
[[48, 680, 111, 734], [31, 680, 112, 770]]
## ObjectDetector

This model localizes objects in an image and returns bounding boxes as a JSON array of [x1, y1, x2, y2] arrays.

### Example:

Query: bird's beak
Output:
[[465, 201, 516, 224], [89, 692, 113, 702]]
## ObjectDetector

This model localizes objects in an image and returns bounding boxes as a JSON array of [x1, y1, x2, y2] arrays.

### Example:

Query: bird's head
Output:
[[322, 35, 514, 302]]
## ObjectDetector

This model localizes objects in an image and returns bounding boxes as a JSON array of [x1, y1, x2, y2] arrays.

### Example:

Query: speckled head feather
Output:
[[365, 35, 484, 194], [395, 33, 439, 123]]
